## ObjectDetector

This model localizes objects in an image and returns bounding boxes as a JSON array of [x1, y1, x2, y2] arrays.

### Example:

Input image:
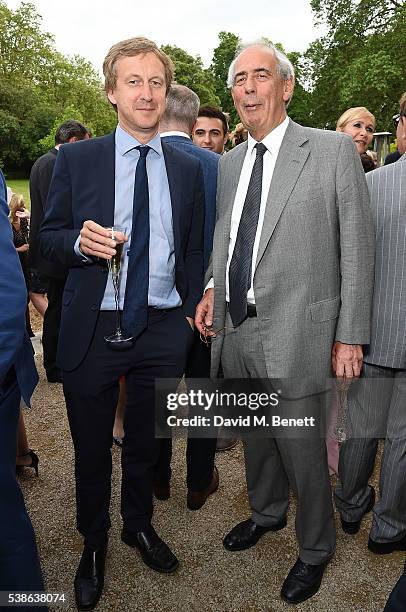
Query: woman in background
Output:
[[336, 106, 376, 156], [8, 193, 40, 476], [9, 193, 31, 299]]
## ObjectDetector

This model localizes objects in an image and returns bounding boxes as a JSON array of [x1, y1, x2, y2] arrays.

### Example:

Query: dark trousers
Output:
[[63, 308, 193, 549], [384, 562, 406, 612], [0, 375, 45, 598], [42, 276, 65, 374], [154, 331, 217, 491]]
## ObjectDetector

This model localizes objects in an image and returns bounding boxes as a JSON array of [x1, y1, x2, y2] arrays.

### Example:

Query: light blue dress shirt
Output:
[[98, 125, 181, 310]]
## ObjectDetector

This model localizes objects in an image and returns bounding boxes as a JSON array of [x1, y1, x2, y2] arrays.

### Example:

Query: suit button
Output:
[[90, 304, 98, 311]]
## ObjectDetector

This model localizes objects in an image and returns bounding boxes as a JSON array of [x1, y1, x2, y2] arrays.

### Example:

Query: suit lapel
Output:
[[255, 121, 309, 271], [99, 132, 116, 228], [162, 141, 182, 255]]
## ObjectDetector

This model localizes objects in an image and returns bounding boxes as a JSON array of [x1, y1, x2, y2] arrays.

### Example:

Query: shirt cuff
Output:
[[74, 235, 91, 263], [205, 278, 214, 292]]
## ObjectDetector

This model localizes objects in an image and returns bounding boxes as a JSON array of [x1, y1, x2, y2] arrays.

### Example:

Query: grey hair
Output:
[[160, 84, 200, 133], [227, 41, 295, 89]]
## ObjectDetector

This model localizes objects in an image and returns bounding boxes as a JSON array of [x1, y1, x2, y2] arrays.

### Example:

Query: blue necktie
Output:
[[122, 145, 150, 339], [228, 142, 267, 327]]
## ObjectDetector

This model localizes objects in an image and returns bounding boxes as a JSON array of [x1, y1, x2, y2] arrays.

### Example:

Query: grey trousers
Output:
[[221, 312, 335, 565], [335, 362, 406, 543]]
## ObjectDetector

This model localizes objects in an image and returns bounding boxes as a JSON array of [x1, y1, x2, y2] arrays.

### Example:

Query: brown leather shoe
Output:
[[153, 480, 170, 501], [187, 466, 219, 510]]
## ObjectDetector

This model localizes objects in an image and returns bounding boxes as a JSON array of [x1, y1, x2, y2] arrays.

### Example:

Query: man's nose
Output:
[[244, 74, 256, 93], [139, 82, 153, 100]]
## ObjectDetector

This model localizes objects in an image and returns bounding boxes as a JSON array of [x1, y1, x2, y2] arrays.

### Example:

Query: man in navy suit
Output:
[[0, 168, 45, 599], [39, 38, 204, 610], [29, 119, 90, 383], [158, 84, 219, 508]]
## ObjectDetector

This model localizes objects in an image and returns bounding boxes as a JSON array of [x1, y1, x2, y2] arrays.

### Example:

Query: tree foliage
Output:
[[161, 45, 220, 107], [303, 0, 406, 130], [2, 0, 405, 171], [210, 32, 240, 127], [0, 1, 115, 171]]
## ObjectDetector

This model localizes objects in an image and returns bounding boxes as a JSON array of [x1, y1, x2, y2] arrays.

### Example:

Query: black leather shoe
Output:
[[223, 517, 287, 551], [121, 526, 178, 573], [281, 558, 327, 604], [368, 534, 406, 555], [341, 486, 375, 535], [74, 544, 107, 611]]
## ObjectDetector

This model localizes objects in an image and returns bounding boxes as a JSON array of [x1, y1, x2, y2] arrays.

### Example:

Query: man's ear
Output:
[[107, 90, 117, 106], [282, 77, 294, 103]]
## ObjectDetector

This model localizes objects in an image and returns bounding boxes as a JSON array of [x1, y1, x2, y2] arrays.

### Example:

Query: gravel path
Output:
[[18, 333, 404, 612]]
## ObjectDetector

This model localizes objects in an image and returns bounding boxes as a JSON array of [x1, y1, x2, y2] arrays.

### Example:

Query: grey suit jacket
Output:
[[364, 153, 406, 368], [207, 119, 375, 387]]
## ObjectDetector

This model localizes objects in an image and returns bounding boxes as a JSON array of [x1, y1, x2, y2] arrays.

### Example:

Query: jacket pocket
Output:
[[310, 296, 340, 322]]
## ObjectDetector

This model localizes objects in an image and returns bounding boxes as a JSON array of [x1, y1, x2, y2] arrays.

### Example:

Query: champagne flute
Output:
[[104, 226, 133, 348]]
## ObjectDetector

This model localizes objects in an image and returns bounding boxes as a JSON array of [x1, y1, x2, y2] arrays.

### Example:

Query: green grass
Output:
[[6, 179, 31, 209]]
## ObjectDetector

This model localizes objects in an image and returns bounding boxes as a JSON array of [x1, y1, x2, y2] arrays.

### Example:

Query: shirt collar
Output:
[[115, 124, 162, 157], [160, 130, 190, 139], [247, 116, 289, 157]]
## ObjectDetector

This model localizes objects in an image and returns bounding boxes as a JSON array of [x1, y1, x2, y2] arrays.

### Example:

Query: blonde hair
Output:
[[103, 37, 174, 98], [336, 107, 376, 131], [8, 193, 25, 220]]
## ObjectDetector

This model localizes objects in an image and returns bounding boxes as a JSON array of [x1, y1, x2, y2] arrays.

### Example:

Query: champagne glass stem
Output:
[[113, 274, 121, 336], [108, 260, 122, 336]]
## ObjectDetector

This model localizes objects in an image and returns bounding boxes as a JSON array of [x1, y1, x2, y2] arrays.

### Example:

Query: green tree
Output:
[[161, 45, 220, 107], [302, 0, 406, 130], [0, 1, 115, 171], [38, 105, 87, 153], [210, 32, 240, 127]]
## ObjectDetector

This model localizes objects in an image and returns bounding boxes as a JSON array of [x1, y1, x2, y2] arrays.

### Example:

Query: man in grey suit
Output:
[[195, 42, 374, 604], [335, 92, 406, 555]]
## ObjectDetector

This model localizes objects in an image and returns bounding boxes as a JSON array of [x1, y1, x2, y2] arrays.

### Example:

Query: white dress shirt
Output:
[[207, 116, 289, 304]]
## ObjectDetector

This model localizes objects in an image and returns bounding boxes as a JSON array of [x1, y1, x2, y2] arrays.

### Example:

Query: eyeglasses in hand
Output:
[[199, 324, 234, 346]]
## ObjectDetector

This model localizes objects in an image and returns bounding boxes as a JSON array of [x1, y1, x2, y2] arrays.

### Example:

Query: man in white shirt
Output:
[[195, 41, 374, 605]]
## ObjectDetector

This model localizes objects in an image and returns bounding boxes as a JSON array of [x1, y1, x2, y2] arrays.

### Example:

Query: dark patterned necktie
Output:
[[122, 145, 150, 339], [228, 142, 267, 327]]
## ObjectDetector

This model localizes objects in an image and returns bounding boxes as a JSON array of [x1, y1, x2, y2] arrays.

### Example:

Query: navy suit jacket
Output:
[[0, 169, 38, 405], [39, 131, 204, 371], [161, 135, 219, 271], [29, 147, 67, 278]]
